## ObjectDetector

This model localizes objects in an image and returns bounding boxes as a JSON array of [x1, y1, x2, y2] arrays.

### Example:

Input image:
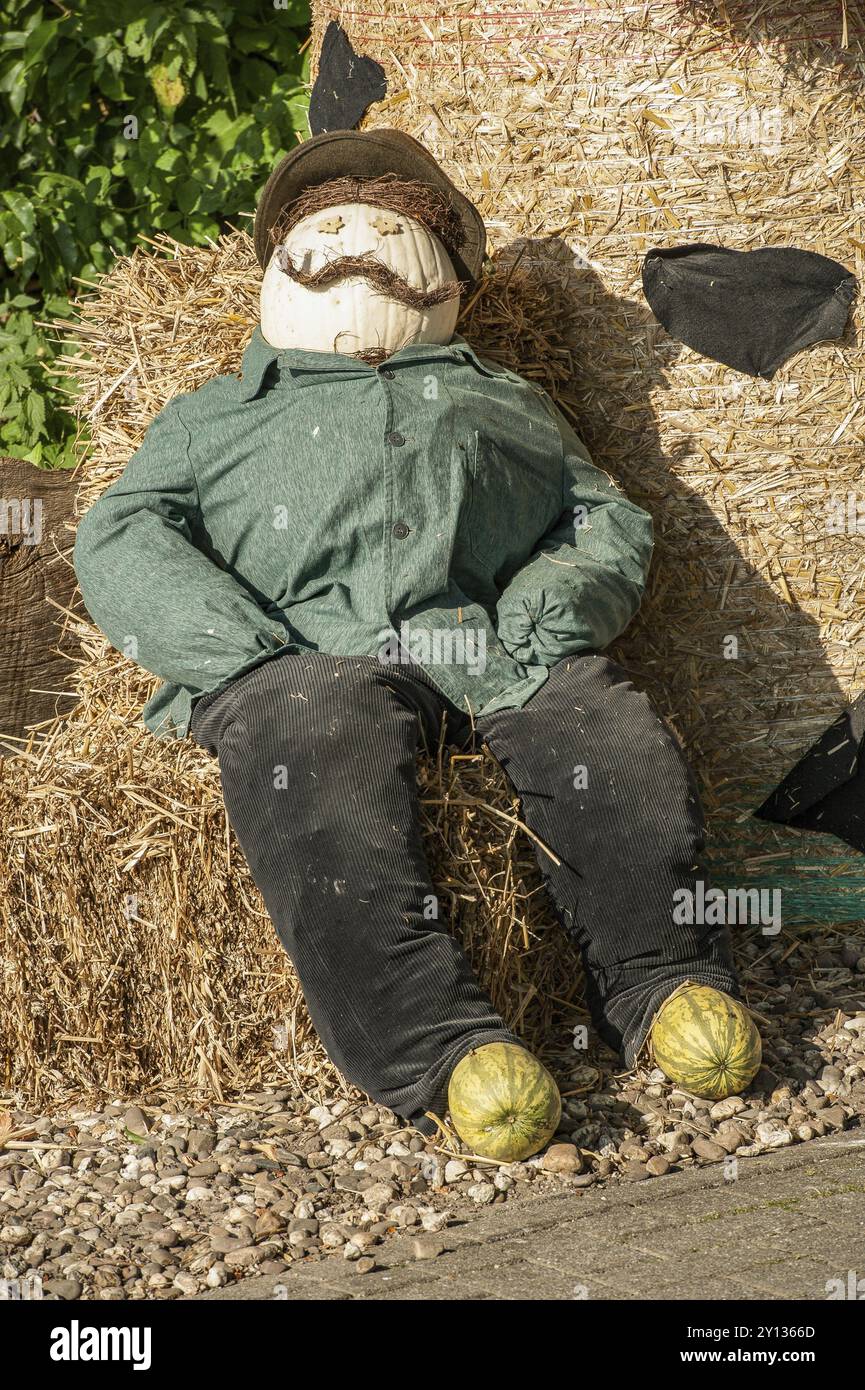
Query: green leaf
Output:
[[0, 0, 311, 459], [24, 389, 46, 437], [20, 18, 60, 73], [123, 16, 154, 62], [83, 164, 112, 202], [175, 178, 202, 215], [2, 189, 35, 232], [1, 58, 28, 114]]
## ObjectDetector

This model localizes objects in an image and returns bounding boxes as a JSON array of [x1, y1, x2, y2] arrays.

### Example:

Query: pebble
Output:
[[646, 1156, 671, 1177], [691, 1137, 727, 1163], [0, 1225, 31, 1247], [188, 1161, 219, 1178], [124, 1106, 150, 1137], [412, 1236, 446, 1260], [43, 1278, 82, 1300], [362, 1182, 396, 1210], [820, 1106, 847, 1130], [419, 1209, 449, 1233], [467, 1182, 496, 1205], [657, 1127, 690, 1153], [541, 1143, 583, 1175], [222, 1246, 260, 1271], [708, 1097, 746, 1121], [151, 1229, 179, 1249], [621, 1160, 651, 1181], [255, 1210, 283, 1238], [320, 1226, 347, 1248], [755, 1121, 793, 1149], [387, 1204, 419, 1227], [619, 1141, 650, 1162]]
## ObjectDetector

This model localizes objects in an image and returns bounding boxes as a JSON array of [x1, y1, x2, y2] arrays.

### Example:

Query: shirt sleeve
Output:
[[495, 398, 654, 666], [72, 397, 291, 696]]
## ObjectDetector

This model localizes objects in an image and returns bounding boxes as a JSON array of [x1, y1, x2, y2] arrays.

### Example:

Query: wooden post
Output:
[[0, 458, 81, 755]]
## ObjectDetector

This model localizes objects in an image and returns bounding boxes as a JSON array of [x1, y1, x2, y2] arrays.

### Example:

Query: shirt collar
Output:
[[237, 327, 509, 401]]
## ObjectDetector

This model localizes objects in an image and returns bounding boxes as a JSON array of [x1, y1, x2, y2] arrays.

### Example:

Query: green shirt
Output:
[[73, 328, 654, 740]]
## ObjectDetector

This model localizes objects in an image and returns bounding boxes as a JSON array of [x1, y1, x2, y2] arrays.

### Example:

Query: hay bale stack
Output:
[[310, 0, 865, 900], [3, 0, 865, 1108]]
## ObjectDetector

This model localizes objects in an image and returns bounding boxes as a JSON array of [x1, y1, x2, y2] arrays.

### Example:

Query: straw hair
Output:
[[2, 0, 864, 1109]]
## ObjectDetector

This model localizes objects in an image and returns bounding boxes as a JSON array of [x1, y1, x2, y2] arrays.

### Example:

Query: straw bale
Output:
[[311, 0, 865, 896], [3, 0, 865, 1110]]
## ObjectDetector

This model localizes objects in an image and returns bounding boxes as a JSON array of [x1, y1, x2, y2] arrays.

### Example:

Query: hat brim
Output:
[[253, 128, 486, 285]]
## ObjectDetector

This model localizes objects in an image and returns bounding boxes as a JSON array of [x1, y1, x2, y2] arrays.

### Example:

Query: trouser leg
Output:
[[475, 652, 739, 1066], [191, 650, 520, 1130]]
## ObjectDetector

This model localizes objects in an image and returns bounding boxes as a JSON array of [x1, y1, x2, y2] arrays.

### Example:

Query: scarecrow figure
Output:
[[73, 130, 761, 1158]]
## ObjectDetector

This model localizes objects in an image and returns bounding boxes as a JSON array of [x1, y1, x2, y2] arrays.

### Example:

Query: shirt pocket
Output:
[[465, 430, 563, 579]]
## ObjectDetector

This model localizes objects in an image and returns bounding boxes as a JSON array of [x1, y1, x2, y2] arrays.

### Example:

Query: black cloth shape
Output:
[[309, 22, 387, 136], [754, 692, 865, 854], [642, 244, 857, 378]]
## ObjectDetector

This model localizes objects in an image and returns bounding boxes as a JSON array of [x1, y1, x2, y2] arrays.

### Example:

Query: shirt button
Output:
[[386, 430, 405, 447], [392, 521, 411, 539], [379, 367, 395, 379]]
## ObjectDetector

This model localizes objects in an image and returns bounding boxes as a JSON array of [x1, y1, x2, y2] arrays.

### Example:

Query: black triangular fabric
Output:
[[308, 21, 387, 136], [754, 692, 865, 853], [642, 244, 857, 379]]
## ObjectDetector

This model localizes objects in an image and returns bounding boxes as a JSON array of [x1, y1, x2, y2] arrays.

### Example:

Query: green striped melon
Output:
[[650, 985, 761, 1099], [447, 1042, 561, 1161]]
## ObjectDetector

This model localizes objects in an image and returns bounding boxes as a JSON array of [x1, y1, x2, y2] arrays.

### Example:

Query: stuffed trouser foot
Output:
[[475, 652, 741, 1072], [190, 650, 520, 1134]]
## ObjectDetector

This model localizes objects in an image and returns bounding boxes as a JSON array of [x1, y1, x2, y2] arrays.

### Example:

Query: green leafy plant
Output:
[[1, 0, 311, 467]]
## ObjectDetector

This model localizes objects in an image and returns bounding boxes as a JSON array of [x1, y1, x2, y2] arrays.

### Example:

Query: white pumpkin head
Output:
[[260, 201, 460, 358]]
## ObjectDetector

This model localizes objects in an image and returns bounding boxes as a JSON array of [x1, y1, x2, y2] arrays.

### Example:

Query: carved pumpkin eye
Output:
[[317, 215, 345, 235]]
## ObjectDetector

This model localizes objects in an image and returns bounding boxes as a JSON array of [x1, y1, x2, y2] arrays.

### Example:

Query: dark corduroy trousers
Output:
[[190, 648, 738, 1132]]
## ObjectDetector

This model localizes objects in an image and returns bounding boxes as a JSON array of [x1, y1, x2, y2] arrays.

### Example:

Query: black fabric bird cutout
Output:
[[309, 22, 388, 136], [754, 691, 865, 854], [643, 244, 857, 379]]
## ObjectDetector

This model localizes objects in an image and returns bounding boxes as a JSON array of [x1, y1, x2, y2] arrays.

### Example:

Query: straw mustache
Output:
[[275, 243, 466, 310]]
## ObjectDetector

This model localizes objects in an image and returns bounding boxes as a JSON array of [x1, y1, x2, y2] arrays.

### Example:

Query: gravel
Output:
[[2, 943, 863, 1300]]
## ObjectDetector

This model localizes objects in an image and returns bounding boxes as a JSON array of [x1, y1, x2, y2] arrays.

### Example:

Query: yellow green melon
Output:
[[650, 984, 761, 1099], [447, 1042, 561, 1161]]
